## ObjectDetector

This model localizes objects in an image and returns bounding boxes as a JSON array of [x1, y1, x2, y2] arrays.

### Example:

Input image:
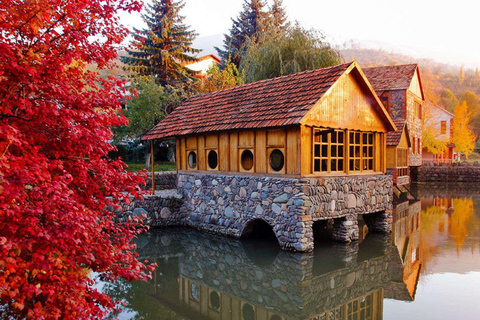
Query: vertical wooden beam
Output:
[[151, 140, 155, 194]]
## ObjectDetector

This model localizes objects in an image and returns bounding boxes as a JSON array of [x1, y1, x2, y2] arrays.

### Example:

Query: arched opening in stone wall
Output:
[[312, 219, 334, 243], [241, 219, 280, 267]]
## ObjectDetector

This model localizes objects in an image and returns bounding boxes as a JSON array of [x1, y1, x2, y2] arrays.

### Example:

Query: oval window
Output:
[[188, 151, 197, 169], [269, 149, 284, 172], [241, 150, 254, 171], [210, 291, 220, 310], [242, 303, 255, 320], [208, 150, 218, 169]]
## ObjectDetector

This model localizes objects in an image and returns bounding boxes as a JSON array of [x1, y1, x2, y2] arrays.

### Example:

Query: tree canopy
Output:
[[0, 0, 152, 318], [122, 0, 200, 88], [216, 0, 288, 67], [452, 101, 476, 157], [240, 24, 341, 83], [196, 60, 245, 93]]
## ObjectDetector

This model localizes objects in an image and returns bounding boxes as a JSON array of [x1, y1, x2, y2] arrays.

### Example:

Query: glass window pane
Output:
[[315, 144, 320, 157], [369, 159, 373, 169], [321, 159, 328, 171], [338, 132, 344, 143], [331, 160, 337, 171], [369, 133, 373, 144], [355, 132, 360, 144], [322, 144, 328, 157], [355, 146, 360, 157], [355, 159, 360, 170], [314, 159, 320, 172], [322, 132, 328, 142], [349, 159, 354, 171], [339, 159, 344, 171], [339, 147, 344, 157], [331, 132, 337, 143], [331, 145, 337, 157], [369, 146, 373, 157], [363, 133, 368, 144]]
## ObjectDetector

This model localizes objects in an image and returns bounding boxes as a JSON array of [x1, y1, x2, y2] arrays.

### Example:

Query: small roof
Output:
[[143, 62, 395, 140], [387, 120, 410, 147], [425, 100, 455, 118], [363, 64, 419, 93]]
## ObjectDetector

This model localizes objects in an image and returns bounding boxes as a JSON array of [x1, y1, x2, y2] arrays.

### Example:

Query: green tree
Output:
[[116, 76, 184, 140], [440, 89, 458, 113], [459, 90, 480, 118], [452, 101, 476, 158], [122, 0, 200, 88], [216, 0, 268, 67], [240, 24, 341, 83], [196, 60, 245, 93]]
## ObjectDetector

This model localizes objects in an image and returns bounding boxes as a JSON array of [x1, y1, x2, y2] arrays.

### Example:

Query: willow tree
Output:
[[240, 24, 341, 83], [122, 0, 200, 88]]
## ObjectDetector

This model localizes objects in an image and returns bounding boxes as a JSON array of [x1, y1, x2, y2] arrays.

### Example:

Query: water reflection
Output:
[[103, 183, 480, 320]]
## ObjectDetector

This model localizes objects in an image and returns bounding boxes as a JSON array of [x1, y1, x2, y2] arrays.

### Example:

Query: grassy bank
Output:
[[125, 161, 176, 172]]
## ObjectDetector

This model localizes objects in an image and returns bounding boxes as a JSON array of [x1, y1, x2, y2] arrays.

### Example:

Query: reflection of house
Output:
[[183, 54, 221, 79], [386, 200, 422, 301], [422, 101, 455, 164], [364, 64, 425, 168], [143, 61, 396, 251], [386, 120, 411, 186], [134, 228, 408, 320]]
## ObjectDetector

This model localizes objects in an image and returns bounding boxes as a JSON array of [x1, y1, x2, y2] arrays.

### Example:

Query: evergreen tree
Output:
[[215, 0, 269, 67], [122, 0, 200, 88], [267, 0, 288, 31]]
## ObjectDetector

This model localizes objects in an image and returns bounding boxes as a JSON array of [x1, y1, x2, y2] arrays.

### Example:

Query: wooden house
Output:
[[386, 120, 411, 186], [183, 54, 221, 80], [143, 61, 396, 251], [363, 64, 425, 167]]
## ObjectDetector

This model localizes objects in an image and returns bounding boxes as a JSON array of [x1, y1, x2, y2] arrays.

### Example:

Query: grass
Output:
[[125, 161, 176, 172]]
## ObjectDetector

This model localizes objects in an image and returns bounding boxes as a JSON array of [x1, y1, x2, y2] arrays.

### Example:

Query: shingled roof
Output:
[[363, 64, 418, 93], [387, 120, 410, 147], [142, 62, 354, 140]]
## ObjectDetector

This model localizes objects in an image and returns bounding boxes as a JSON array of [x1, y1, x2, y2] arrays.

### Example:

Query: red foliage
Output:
[[0, 0, 154, 318]]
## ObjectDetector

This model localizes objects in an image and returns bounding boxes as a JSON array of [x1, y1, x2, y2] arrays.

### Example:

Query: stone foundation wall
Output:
[[144, 171, 177, 190], [416, 165, 480, 182], [178, 172, 393, 251], [116, 190, 184, 226]]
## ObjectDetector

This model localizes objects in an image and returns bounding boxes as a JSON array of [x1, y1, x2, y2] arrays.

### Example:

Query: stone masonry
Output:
[[177, 172, 393, 252]]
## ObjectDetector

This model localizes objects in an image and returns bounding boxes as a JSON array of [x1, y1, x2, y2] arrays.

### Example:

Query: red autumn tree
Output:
[[0, 0, 153, 318]]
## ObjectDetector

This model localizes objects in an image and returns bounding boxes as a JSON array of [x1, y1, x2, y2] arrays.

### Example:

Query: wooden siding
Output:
[[178, 128, 301, 175], [408, 69, 423, 99], [386, 129, 410, 169], [301, 71, 389, 132]]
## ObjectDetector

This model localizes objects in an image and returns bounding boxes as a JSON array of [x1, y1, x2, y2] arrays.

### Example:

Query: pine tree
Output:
[[122, 0, 200, 88], [215, 0, 268, 67], [266, 0, 288, 32]]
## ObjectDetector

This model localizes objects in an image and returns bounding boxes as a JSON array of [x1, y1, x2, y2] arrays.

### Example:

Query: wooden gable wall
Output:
[[408, 69, 423, 99], [301, 69, 389, 133]]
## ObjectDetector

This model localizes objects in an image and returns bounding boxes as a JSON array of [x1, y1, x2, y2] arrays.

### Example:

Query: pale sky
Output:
[[120, 0, 479, 69]]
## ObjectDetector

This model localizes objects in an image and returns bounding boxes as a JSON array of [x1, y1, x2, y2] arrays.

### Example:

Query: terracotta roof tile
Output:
[[363, 64, 418, 92], [386, 119, 406, 146], [142, 62, 353, 140]]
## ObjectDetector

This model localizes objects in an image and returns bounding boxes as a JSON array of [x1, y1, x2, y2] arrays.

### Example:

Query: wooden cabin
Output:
[[144, 61, 396, 177], [364, 64, 425, 168], [143, 61, 396, 252], [386, 120, 411, 186]]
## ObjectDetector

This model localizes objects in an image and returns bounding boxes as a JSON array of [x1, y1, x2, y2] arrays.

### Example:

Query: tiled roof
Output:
[[387, 119, 407, 146], [142, 62, 353, 140], [363, 64, 418, 92]]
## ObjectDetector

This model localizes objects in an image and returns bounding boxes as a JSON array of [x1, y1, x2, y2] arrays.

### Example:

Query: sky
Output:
[[119, 0, 479, 69]]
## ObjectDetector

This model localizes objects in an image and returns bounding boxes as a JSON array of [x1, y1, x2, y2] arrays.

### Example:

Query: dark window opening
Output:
[[241, 149, 254, 171], [188, 151, 197, 169], [208, 150, 218, 169], [270, 149, 284, 172]]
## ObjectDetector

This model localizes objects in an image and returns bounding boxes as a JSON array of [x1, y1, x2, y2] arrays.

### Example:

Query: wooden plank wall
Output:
[[177, 127, 300, 176]]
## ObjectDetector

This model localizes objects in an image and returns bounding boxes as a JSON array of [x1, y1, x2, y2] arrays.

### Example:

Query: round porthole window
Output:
[[242, 303, 255, 320], [210, 291, 220, 310], [241, 150, 254, 171], [269, 149, 284, 172], [208, 150, 218, 169], [188, 151, 197, 169]]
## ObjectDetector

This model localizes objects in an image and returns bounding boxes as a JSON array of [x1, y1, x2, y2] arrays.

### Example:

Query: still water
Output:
[[103, 183, 480, 320]]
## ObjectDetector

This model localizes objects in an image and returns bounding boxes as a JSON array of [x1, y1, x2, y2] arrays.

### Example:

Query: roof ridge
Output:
[[364, 63, 418, 70], [191, 62, 353, 100]]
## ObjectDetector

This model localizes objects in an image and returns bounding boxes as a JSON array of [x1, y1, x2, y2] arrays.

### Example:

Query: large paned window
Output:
[[313, 129, 344, 173], [313, 128, 377, 174]]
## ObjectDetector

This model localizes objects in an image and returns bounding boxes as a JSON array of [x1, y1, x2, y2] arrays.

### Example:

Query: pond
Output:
[[102, 183, 480, 320]]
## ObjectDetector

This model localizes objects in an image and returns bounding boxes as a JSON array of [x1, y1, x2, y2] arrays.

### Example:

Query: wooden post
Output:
[[151, 140, 155, 194]]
